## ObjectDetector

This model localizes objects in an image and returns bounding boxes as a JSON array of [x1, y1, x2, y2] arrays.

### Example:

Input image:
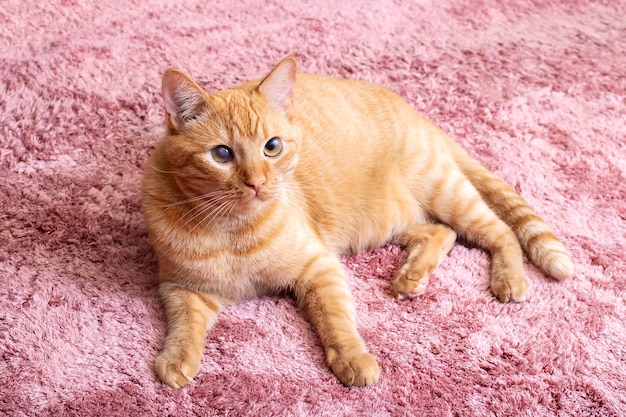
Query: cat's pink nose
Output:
[[245, 178, 266, 193]]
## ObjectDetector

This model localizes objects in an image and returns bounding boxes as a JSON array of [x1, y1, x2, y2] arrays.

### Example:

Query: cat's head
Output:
[[160, 56, 301, 218]]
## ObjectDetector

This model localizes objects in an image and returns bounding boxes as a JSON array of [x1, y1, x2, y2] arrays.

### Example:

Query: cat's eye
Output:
[[264, 137, 283, 158], [211, 145, 234, 163]]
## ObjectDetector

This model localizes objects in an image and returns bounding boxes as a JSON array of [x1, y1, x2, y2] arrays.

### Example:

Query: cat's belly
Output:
[[328, 197, 427, 255]]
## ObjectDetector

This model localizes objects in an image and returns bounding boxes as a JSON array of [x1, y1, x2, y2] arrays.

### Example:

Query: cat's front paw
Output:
[[392, 268, 429, 300], [155, 349, 201, 389], [328, 349, 380, 387]]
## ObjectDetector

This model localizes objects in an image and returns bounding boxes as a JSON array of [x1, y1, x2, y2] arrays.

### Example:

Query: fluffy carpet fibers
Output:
[[1, 0, 625, 416]]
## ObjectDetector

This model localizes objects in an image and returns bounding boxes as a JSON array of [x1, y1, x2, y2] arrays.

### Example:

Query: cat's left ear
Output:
[[258, 56, 297, 114]]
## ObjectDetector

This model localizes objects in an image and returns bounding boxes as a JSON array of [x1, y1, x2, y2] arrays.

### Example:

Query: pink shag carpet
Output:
[[1, 0, 625, 416]]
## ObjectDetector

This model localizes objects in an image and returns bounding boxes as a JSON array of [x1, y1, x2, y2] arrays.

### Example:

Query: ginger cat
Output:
[[142, 56, 574, 388]]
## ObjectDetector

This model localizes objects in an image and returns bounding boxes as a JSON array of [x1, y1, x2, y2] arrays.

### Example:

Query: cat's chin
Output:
[[234, 194, 272, 214]]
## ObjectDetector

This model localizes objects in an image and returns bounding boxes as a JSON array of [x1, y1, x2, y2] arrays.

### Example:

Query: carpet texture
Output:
[[1, 0, 625, 416]]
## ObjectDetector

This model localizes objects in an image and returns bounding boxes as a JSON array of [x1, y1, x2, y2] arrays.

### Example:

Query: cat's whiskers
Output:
[[289, 171, 328, 188], [282, 182, 326, 210], [159, 189, 233, 208], [178, 193, 238, 231], [195, 199, 238, 235], [148, 162, 178, 175], [150, 196, 238, 251], [275, 187, 324, 233]]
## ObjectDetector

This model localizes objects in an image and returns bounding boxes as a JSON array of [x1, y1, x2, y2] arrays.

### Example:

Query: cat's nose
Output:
[[245, 177, 266, 193]]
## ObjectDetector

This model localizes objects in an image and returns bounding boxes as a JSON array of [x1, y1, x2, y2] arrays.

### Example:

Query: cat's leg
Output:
[[391, 223, 457, 300], [292, 253, 380, 387], [154, 281, 223, 388], [427, 170, 529, 302]]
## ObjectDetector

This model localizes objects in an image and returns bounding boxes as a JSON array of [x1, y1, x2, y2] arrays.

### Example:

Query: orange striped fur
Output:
[[142, 56, 574, 388]]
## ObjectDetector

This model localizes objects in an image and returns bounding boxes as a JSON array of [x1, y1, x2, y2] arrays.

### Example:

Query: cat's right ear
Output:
[[161, 69, 207, 132]]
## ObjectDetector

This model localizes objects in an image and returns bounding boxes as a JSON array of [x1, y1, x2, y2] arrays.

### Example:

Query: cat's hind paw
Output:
[[328, 350, 380, 387], [490, 272, 529, 303], [392, 269, 430, 300]]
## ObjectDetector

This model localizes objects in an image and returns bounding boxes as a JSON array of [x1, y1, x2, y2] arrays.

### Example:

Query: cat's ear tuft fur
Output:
[[162, 69, 208, 131], [258, 56, 297, 113]]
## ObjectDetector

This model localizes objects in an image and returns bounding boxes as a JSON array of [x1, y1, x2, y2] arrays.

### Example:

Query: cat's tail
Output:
[[449, 140, 574, 280]]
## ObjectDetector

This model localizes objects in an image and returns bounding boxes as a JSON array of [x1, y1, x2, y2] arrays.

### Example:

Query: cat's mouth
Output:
[[237, 189, 272, 210]]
